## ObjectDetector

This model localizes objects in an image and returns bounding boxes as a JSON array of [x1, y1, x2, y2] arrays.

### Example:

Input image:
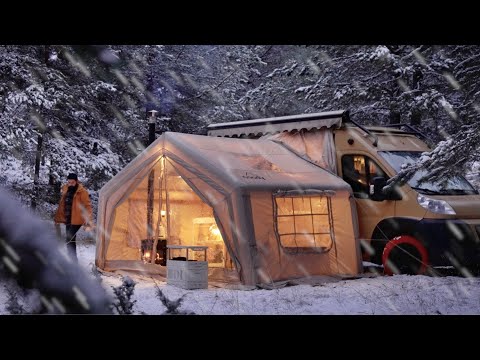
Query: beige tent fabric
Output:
[[96, 132, 362, 286], [250, 190, 359, 283], [96, 142, 165, 268], [262, 128, 338, 173]]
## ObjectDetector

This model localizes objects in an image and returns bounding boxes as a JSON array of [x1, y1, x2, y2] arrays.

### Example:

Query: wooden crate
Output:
[[167, 260, 208, 289], [166, 245, 208, 289]]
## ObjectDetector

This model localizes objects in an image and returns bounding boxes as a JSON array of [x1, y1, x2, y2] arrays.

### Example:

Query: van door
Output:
[[339, 153, 396, 262]]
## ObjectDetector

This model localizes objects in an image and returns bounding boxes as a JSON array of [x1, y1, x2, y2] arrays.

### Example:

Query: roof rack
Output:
[[342, 112, 379, 147], [206, 110, 432, 148], [382, 123, 431, 142]]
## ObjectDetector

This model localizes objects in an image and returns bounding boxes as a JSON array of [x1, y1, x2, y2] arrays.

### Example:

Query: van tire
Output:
[[382, 235, 429, 275]]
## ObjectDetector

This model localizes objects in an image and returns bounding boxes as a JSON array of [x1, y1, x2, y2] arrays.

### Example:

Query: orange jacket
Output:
[[54, 183, 93, 226]]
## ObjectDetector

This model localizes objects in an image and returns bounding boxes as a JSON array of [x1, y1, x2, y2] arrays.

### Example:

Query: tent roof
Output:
[[166, 132, 349, 191], [100, 131, 350, 199]]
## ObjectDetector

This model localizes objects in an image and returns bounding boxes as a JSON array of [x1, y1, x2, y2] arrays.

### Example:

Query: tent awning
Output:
[[207, 110, 347, 138]]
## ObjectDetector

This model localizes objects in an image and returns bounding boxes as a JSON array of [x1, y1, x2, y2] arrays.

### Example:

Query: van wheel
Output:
[[382, 235, 429, 275]]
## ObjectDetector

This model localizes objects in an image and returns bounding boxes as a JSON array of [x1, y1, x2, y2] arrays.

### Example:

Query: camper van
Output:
[[207, 110, 480, 275]]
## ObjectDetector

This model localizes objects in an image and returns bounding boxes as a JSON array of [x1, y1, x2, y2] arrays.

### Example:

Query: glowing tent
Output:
[[96, 132, 362, 286]]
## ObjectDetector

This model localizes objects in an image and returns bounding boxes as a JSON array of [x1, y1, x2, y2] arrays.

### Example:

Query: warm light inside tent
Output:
[[209, 224, 221, 237], [105, 155, 232, 269], [274, 194, 333, 251], [142, 251, 151, 263], [193, 217, 225, 267]]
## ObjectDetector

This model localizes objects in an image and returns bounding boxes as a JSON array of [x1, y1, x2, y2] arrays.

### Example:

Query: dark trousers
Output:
[[66, 224, 82, 261]]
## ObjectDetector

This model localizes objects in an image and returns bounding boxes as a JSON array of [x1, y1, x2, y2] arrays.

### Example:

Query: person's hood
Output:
[[61, 183, 87, 194]]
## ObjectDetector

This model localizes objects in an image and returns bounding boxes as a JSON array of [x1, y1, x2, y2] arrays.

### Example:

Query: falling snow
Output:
[[1, 45, 480, 314], [2, 237, 480, 315]]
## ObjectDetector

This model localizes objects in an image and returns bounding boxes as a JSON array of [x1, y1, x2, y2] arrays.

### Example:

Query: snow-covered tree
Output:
[[1, 45, 479, 215]]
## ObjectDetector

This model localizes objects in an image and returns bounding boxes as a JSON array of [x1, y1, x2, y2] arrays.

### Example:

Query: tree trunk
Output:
[[410, 109, 421, 126], [92, 142, 99, 155], [389, 110, 401, 124], [31, 130, 44, 211], [412, 68, 423, 89], [44, 45, 51, 66]]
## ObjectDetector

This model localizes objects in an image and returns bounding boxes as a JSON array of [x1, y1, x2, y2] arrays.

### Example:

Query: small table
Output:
[[167, 245, 208, 262], [166, 245, 208, 289]]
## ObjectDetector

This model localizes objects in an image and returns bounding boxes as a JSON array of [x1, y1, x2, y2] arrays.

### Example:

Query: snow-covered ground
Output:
[[86, 243, 480, 315], [1, 227, 480, 315]]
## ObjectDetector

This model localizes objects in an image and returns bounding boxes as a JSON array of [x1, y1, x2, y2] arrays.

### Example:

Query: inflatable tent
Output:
[[96, 132, 362, 286]]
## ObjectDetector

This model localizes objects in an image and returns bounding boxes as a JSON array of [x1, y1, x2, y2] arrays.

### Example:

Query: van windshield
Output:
[[379, 151, 478, 195]]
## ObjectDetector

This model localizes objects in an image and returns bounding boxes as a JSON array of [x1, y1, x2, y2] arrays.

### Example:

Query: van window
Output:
[[342, 155, 387, 199], [273, 194, 333, 253], [379, 151, 478, 195]]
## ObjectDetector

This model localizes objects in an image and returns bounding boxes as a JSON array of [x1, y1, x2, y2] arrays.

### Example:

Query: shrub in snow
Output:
[[0, 188, 112, 314], [111, 276, 137, 315], [155, 287, 195, 315], [5, 285, 27, 314], [3, 280, 45, 314]]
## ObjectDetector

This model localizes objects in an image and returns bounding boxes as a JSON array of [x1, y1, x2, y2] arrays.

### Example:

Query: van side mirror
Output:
[[370, 177, 402, 201], [370, 177, 387, 201]]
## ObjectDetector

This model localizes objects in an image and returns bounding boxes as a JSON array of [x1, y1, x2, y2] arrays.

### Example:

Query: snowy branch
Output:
[[0, 188, 112, 314]]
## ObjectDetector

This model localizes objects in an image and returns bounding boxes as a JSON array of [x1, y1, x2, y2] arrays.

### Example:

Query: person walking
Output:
[[54, 173, 92, 261]]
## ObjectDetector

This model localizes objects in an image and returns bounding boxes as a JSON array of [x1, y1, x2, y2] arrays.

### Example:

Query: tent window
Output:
[[274, 195, 333, 253]]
